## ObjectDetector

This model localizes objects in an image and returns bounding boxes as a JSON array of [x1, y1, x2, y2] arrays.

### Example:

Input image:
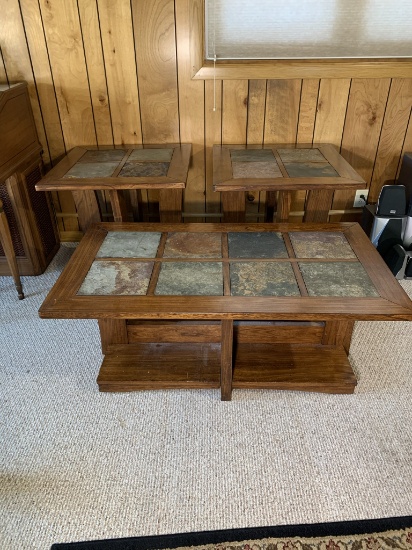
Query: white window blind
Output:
[[205, 0, 412, 60]]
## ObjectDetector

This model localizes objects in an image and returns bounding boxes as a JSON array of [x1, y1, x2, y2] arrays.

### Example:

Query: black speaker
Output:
[[361, 204, 406, 257], [398, 152, 412, 206], [381, 244, 409, 279], [376, 184, 406, 216]]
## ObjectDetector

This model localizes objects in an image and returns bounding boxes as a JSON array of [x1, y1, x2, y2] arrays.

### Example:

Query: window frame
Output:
[[189, 0, 412, 80]]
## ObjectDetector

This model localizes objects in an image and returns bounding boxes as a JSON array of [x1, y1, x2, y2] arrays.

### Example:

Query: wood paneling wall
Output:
[[2, 0, 412, 239]]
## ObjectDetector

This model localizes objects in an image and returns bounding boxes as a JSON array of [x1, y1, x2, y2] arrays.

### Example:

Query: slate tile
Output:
[[128, 148, 174, 162], [283, 162, 338, 178], [289, 232, 356, 259], [230, 149, 275, 162], [230, 262, 300, 296], [163, 232, 222, 258], [63, 162, 118, 178], [299, 262, 379, 297], [228, 232, 288, 258], [119, 162, 169, 177], [77, 261, 153, 295], [232, 161, 283, 179], [277, 148, 326, 162], [78, 150, 126, 163], [96, 231, 161, 258], [155, 262, 223, 295]]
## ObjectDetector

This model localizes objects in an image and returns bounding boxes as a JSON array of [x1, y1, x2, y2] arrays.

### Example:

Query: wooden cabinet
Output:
[[0, 82, 59, 275]]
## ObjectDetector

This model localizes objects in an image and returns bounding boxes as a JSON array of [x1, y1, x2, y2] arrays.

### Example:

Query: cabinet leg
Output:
[[221, 320, 233, 401], [0, 199, 24, 299]]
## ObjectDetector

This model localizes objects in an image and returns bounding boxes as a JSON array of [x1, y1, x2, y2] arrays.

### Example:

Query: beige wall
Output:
[[1, 0, 412, 239]]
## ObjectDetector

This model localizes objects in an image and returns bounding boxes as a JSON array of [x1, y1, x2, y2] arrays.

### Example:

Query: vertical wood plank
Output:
[[19, 0, 66, 167], [78, 0, 113, 146], [341, 79, 390, 186], [264, 80, 301, 143], [132, 0, 179, 143], [222, 80, 248, 144], [335, 78, 390, 213], [221, 320, 233, 401], [1, 0, 50, 162], [38, 0, 96, 148], [313, 79, 351, 148], [369, 79, 412, 202], [205, 79, 222, 220], [175, 0, 205, 222], [99, 0, 142, 145], [297, 79, 319, 144], [0, 48, 7, 82]]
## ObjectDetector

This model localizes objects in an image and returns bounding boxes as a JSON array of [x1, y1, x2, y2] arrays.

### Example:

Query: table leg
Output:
[[221, 320, 234, 401], [275, 191, 292, 222], [322, 320, 355, 354], [98, 319, 128, 354], [71, 190, 101, 232], [0, 199, 24, 299], [159, 189, 183, 222], [109, 190, 130, 222], [304, 189, 334, 223], [221, 192, 246, 222]]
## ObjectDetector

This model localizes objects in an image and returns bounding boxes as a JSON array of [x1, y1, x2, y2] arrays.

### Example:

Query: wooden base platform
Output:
[[97, 342, 355, 395]]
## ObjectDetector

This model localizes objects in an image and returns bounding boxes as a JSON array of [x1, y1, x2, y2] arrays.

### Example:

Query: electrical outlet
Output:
[[353, 189, 369, 208]]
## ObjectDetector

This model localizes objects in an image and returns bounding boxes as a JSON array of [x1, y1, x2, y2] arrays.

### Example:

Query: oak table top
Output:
[[39, 222, 412, 400], [213, 144, 366, 223]]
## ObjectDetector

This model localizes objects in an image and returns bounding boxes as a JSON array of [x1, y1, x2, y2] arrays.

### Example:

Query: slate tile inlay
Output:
[[230, 262, 300, 296], [277, 148, 326, 163], [119, 162, 169, 177], [163, 232, 222, 258], [155, 262, 223, 295], [63, 162, 118, 178], [228, 232, 288, 258], [230, 149, 275, 162], [283, 162, 338, 178], [128, 148, 174, 162], [289, 232, 356, 259], [96, 231, 161, 258], [78, 150, 126, 163], [299, 262, 379, 297], [77, 261, 153, 295], [232, 161, 283, 179]]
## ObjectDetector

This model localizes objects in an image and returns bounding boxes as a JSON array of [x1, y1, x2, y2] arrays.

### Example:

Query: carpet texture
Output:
[[1, 244, 412, 550]]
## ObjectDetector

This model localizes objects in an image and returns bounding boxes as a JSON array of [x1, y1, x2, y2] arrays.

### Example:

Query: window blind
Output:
[[205, 0, 412, 60]]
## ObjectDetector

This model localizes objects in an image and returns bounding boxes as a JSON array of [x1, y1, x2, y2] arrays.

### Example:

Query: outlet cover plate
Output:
[[353, 189, 369, 208]]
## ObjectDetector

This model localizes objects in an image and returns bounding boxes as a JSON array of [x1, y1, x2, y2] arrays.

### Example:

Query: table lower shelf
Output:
[[97, 343, 356, 395]]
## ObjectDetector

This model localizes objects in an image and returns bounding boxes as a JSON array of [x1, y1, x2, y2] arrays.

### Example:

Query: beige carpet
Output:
[[1, 244, 412, 550]]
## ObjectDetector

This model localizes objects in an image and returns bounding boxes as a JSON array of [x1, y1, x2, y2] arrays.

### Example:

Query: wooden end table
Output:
[[213, 144, 366, 223], [36, 144, 192, 231], [39, 222, 412, 401]]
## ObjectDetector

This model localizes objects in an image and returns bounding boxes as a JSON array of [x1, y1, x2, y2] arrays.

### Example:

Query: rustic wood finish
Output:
[[214, 144, 366, 223], [38, 222, 412, 400], [0, 82, 59, 275], [2, 0, 412, 235], [36, 144, 192, 228]]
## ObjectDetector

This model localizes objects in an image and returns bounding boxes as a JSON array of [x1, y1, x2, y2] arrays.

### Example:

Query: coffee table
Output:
[[36, 144, 191, 231], [39, 222, 412, 400], [213, 144, 366, 222]]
